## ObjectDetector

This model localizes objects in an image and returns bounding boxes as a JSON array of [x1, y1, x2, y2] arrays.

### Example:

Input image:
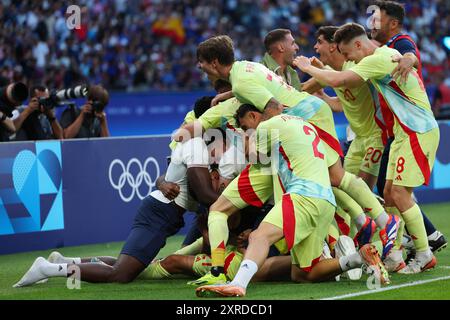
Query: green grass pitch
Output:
[[1, 202, 449, 300]]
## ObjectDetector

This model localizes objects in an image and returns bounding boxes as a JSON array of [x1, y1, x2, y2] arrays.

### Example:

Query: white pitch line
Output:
[[321, 275, 450, 300]]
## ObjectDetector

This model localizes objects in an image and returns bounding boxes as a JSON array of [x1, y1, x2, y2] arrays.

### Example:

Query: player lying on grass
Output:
[[293, 22, 439, 274], [189, 35, 399, 285], [196, 107, 389, 298], [13, 99, 229, 287]]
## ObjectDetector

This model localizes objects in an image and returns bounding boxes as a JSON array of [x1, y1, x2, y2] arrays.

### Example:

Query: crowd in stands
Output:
[[0, 0, 449, 115]]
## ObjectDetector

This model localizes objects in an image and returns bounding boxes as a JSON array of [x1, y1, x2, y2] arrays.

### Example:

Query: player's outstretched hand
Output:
[[310, 56, 325, 69], [160, 180, 180, 200], [293, 56, 312, 72], [391, 54, 413, 85]]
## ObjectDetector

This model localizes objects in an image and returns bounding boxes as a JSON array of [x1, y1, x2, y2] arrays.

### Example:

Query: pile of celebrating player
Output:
[[14, 1, 447, 298]]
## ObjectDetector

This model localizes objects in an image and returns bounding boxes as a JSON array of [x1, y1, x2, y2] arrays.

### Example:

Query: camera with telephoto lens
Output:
[[0, 82, 28, 117], [38, 85, 89, 110]]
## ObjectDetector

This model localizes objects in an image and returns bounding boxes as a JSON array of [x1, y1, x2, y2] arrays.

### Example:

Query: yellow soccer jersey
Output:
[[229, 61, 311, 110], [333, 61, 382, 138], [198, 97, 242, 132], [256, 114, 335, 206], [349, 46, 438, 136]]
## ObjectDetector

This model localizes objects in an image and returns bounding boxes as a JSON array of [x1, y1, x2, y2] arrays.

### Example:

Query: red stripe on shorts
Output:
[[301, 256, 322, 273], [282, 194, 296, 251], [238, 165, 264, 207], [310, 124, 344, 157], [334, 213, 350, 236], [387, 82, 432, 186]]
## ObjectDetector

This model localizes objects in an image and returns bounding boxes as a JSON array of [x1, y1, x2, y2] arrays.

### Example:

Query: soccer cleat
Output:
[[383, 249, 406, 273], [335, 236, 362, 280], [428, 232, 447, 253], [187, 272, 227, 287], [48, 251, 65, 263], [196, 283, 246, 298], [379, 214, 400, 260], [359, 244, 390, 285], [398, 253, 437, 274], [354, 217, 377, 248], [13, 257, 49, 288]]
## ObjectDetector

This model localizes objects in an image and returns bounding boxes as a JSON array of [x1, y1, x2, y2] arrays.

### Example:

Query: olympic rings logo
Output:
[[108, 157, 160, 202]]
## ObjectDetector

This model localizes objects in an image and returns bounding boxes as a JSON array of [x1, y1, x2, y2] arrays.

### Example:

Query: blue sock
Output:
[[421, 209, 437, 236]]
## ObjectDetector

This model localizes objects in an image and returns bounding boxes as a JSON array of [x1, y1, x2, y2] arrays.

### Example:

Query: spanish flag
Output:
[[152, 15, 186, 45]]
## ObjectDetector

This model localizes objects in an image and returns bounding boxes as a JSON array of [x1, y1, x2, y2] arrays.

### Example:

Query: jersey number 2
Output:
[[303, 125, 325, 159]]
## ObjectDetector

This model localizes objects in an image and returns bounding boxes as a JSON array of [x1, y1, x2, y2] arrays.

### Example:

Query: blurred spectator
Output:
[[11, 85, 64, 141], [433, 76, 450, 120], [0, 0, 448, 92], [60, 84, 110, 138]]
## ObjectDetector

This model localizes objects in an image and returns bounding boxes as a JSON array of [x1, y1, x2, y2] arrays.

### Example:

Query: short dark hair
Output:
[[29, 85, 47, 98], [234, 104, 261, 128], [374, 1, 405, 25], [264, 29, 291, 52], [193, 96, 214, 118], [315, 26, 339, 43], [214, 79, 232, 93], [334, 23, 367, 45], [197, 35, 235, 65]]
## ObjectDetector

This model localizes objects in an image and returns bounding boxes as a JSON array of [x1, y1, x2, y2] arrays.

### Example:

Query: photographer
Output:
[[0, 110, 15, 142], [60, 85, 110, 139], [12, 85, 64, 141], [0, 78, 28, 142]]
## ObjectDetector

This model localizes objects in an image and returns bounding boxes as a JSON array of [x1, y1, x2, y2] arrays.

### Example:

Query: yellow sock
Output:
[[140, 260, 171, 280], [333, 187, 363, 220], [338, 171, 384, 220], [386, 206, 404, 250], [208, 211, 229, 267], [334, 206, 352, 236], [402, 204, 428, 252]]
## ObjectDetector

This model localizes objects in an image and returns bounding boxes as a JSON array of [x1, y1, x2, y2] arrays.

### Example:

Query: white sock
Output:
[[375, 211, 389, 229], [415, 248, 432, 261], [43, 262, 68, 277], [230, 259, 258, 289], [339, 253, 362, 271], [60, 256, 81, 264], [355, 214, 367, 230]]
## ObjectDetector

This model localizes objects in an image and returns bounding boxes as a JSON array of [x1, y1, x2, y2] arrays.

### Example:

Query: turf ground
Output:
[[1, 202, 449, 300]]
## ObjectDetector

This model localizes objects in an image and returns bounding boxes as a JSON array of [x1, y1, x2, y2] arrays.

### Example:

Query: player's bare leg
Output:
[[388, 182, 436, 274], [252, 255, 292, 282], [196, 221, 389, 297], [329, 159, 399, 255], [47, 251, 117, 266], [14, 254, 146, 287], [139, 255, 196, 280]]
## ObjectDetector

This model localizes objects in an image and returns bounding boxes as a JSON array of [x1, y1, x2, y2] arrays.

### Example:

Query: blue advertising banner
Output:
[[0, 136, 171, 254], [1, 122, 449, 255]]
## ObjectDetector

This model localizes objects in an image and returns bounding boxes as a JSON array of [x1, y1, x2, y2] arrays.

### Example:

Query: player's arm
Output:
[[315, 90, 343, 112], [391, 53, 418, 84], [156, 174, 180, 200], [187, 167, 219, 206], [301, 77, 324, 94], [173, 120, 204, 142], [212, 90, 234, 106], [391, 38, 419, 84], [262, 98, 284, 120], [293, 56, 365, 88]]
